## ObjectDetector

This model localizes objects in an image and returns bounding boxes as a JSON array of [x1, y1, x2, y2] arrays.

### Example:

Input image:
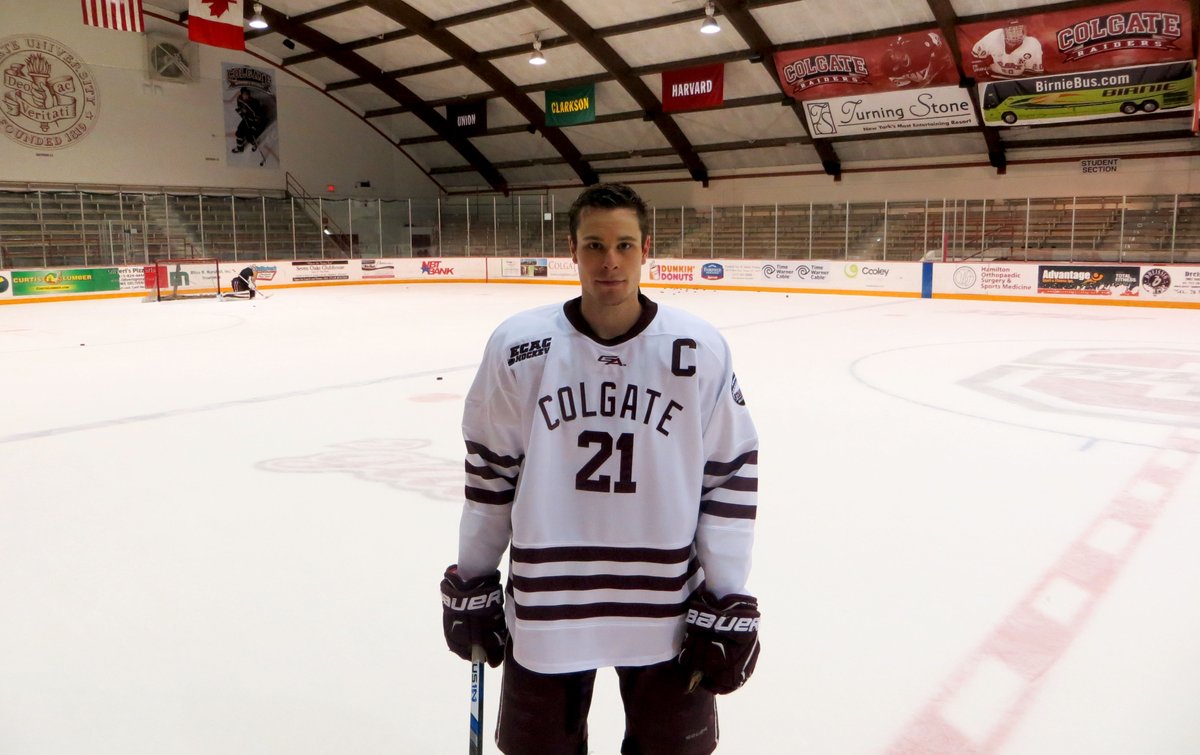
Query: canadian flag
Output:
[[188, 0, 245, 50]]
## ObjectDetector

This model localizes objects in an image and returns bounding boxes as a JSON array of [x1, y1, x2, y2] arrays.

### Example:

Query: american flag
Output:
[[82, 0, 145, 33]]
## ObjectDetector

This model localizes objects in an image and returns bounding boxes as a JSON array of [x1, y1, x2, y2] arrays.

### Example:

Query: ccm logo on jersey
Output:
[[443, 589, 503, 612], [598, 355, 626, 366], [508, 337, 552, 366], [686, 608, 760, 633]]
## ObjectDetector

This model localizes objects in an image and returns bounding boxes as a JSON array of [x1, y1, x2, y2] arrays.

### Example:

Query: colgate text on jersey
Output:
[[538, 381, 685, 436]]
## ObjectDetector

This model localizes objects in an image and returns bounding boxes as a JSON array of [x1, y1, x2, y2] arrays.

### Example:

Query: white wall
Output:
[[550, 151, 1200, 211], [0, 3, 438, 198]]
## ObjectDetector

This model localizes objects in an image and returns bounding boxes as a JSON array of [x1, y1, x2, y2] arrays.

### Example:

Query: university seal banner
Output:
[[222, 63, 279, 168], [545, 83, 595, 127], [956, 0, 1192, 82], [773, 30, 957, 101], [662, 63, 724, 113], [0, 35, 99, 151]]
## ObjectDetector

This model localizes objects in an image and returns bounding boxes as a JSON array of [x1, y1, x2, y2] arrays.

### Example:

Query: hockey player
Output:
[[231, 88, 263, 154], [971, 20, 1044, 79], [881, 32, 953, 88], [440, 183, 761, 754], [230, 266, 257, 299]]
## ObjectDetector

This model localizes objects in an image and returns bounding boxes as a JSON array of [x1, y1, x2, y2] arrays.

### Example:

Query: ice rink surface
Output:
[[2, 283, 1198, 755]]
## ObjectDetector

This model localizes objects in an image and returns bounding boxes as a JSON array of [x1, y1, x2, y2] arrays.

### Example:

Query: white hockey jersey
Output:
[[972, 28, 1044, 78], [457, 295, 759, 674]]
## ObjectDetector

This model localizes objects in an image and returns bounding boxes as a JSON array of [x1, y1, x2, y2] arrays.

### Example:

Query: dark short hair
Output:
[[568, 183, 651, 244]]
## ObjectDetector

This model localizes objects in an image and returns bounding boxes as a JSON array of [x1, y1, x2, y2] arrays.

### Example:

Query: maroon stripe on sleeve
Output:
[[699, 500, 757, 520], [704, 450, 758, 476], [511, 544, 692, 565], [465, 485, 515, 505], [465, 440, 523, 468], [465, 460, 518, 484]]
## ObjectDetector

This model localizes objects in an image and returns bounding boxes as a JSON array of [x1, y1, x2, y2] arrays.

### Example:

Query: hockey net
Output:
[[146, 258, 221, 301]]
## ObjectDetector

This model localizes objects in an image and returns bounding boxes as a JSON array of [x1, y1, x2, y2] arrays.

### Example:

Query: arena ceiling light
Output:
[[700, 2, 720, 34], [529, 35, 546, 66], [248, 3, 268, 30]]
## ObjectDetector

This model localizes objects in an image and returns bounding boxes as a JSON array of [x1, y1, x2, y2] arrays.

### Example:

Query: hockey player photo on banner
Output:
[[222, 63, 279, 168]]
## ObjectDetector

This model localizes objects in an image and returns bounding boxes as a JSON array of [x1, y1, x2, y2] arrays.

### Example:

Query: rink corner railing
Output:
[[1, 257, 1198, 309]]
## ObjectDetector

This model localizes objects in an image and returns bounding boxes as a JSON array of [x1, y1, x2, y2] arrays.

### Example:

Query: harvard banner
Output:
[[957, 0, 1191, 81], [82, 0, 144, 32], [545, 83, 595, 127], [189, 0, 244, 50], [223, 63, 278, 167], [774, 30, 957, 101], [447, 99, 487, 137], [662, 63, 724, 113]]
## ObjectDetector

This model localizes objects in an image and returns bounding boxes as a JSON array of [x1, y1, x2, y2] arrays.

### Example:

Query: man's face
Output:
[[569, 206, 650, 310], [1004, 24, 1025, 52]]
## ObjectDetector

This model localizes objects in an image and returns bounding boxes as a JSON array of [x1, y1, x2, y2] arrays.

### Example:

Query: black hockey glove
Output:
[[440, 565, 507, 668], [677, 588, 761, 695]]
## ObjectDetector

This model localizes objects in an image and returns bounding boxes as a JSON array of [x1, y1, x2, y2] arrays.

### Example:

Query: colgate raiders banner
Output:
[[956, 0, 1192, 81], [773, 30, 957, 100]]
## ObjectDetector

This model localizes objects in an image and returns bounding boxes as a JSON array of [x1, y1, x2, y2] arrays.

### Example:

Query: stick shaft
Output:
[[469, 647, 485, 755]]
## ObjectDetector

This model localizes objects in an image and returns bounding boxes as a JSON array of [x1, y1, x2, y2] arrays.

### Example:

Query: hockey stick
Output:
[[233, 273, 271, 299], [470, 645, 486, 755]]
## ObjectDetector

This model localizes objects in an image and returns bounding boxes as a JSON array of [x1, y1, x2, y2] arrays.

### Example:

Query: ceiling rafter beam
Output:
[[714, 1, 841, 180], [282, 1, 527, 65], [526, 0, 709, 186], [255, 5, 508, 193], [925, 0, 1006, 174], [246, 1, 362, 40], [359, 0, 597, 186]]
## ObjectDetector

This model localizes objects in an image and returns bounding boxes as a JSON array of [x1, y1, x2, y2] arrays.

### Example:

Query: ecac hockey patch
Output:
[[731, 372, 746, 406], [508, 337, 552, 366]]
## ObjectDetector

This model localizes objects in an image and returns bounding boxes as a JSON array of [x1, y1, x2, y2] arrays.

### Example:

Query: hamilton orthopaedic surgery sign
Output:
[[1, 35, 99, 150]]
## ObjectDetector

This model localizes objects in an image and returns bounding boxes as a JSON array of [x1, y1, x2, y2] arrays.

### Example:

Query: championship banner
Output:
[[222, 63, 279, 168], [188, 0, 244, 51], [804, 85, 976, 138], [773, 30, 957, 100], [662, 63, 724, 113], [957, 0, 1191, 82], [545, 83, 595, 127], [980, 61, 1194, 126], [447, 99, 487, 137]]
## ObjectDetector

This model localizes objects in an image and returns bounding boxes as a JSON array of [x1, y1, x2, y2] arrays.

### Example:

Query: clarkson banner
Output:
[[773, 30, 957, 100], [545, 83, 595, 127], [957, 0, 1192, 81]]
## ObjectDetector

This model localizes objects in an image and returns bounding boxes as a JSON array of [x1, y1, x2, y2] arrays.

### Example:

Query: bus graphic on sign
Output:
[[981, 61, 1194, 126]]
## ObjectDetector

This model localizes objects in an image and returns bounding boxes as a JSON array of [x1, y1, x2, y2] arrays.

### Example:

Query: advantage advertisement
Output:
[[1037, 265, 1140, 295], [805, 85, 977, 138]]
